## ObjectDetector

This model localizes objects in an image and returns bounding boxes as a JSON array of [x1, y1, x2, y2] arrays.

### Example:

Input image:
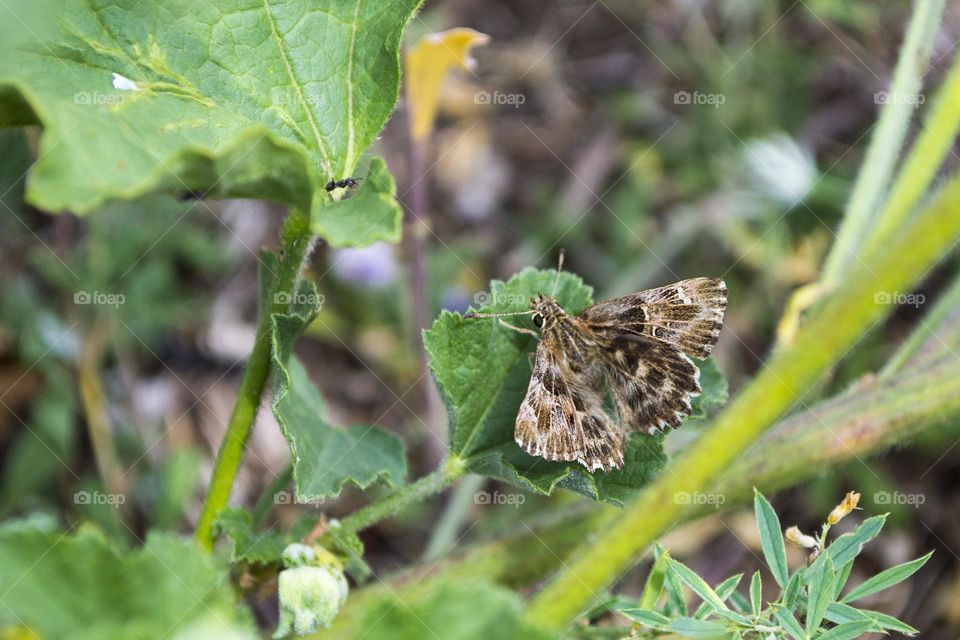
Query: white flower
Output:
[[742, 133, 817, 208]]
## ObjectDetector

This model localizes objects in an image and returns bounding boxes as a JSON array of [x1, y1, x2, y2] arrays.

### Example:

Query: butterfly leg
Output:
[[498, 319, 539, 338]]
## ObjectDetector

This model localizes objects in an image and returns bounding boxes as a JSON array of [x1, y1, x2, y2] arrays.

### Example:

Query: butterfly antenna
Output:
[[550, 249, 565, 297], [464, 310, 534, 320]]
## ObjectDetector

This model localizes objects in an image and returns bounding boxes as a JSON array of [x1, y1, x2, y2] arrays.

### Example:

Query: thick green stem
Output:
[[333, 456, 466, 538], [524, 174, 960, 630], [196, 210, 313, 549], [820, 0, 946, 282]]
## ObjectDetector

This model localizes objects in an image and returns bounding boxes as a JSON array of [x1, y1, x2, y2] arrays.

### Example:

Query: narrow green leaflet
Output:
[[808, 515, 887, 578], [353, 579, 552, 640], [772, 605, 805, 640], [424, 267, 728, 503], [0, 518, 254, 639], [806, 555, 836, 634], [841, 551, 931, 603], [312, 157, 403, 246], [272, 313, 407, 501], [616, 608, 671, 630], [0, 0, 419, 248], [825, 602, 919, 635], [749, 571, 762, 616], [667, 617, 729, 639], [754, 490, 789, 587], [639, 551, 671, 609], [814, 621, 876, 640]]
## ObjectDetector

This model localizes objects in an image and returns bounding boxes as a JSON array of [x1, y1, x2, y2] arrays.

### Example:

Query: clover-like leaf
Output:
[[0, 0, 420, 248], [271, 313, 407, 501], [425, 267, 725, 505]]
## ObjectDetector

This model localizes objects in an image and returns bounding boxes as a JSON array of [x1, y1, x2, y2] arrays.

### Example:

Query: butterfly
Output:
[[467, 263, 726, 473]]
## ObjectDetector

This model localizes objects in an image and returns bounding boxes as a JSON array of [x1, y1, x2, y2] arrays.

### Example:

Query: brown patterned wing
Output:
[[514, 331, 625, 472], [580, 277, 727, 434]]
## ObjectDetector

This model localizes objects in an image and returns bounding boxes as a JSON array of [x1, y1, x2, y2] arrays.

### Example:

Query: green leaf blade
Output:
[[754, 490, 789, 587], [272, 313, 407, 501], [841, 551, 932, 603]]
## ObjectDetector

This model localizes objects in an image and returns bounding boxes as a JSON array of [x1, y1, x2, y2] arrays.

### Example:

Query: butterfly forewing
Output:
[[505, 275, 726, 473], [515, 329, 625, 472]]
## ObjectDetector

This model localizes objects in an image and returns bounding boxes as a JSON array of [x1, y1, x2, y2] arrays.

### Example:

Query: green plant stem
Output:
[[880, 270, 960, 378], [821, 0, 946, 282], [334, 455, 466, 538], [524, 173, 960, 631], [860, 51, 960, 261], [196, 210, 313, 549], [422, 474, 486, 562]]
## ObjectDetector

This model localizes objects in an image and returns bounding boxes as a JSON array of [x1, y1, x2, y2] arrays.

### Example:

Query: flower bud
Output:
[[827, 492, 860, 525], [274, 544, 348, 638], [784, 526, 818, 549]]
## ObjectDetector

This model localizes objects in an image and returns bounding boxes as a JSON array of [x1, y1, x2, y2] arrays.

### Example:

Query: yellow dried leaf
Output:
[[405, 28, 490, 142]]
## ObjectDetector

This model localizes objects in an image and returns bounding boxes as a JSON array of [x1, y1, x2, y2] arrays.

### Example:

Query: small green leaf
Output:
[[841, 551, 931, 603], [806, 555, 836, 634], [772, 605, 806, 640], [311, 157, 403, 247], [668, 617, 729, 639], [814, 621, 876, 640], [213, 508, 288, 565], [639, 551, 671, 610], [750, 571, 762, 616], [754, 490, 789, 588], [272, 313, 407, 501], [616, 608, 671, 630]]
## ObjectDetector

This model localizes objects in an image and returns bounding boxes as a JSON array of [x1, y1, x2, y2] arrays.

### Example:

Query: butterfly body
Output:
[[514, 278, 726, 473]]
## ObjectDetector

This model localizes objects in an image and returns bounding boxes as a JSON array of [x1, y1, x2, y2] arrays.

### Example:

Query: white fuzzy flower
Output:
[[742, 133, 817, 208]]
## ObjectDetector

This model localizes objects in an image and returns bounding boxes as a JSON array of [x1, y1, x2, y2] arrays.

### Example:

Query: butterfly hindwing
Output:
[[514, 331, 624, 472], [581, 277, 726, 435], [580, 277, 727, 359]]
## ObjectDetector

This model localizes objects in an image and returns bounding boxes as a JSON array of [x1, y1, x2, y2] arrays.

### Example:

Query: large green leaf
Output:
[[0, 517, 254, 639], [271, 312, 407, 502], [0, 0, 419, 247], [354, 579, 552, 640], [424, 268, 724, 505]]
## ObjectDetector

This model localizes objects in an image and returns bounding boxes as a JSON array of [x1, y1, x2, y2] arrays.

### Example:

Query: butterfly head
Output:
[[530, 293, 566, 330]]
